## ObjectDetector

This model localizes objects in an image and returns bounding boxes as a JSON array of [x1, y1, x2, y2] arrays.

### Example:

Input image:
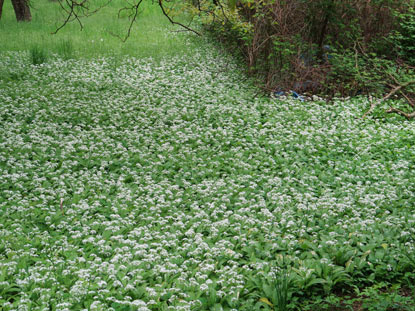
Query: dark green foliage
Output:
[[194, 0, 415, 97], [29, 45, 47, 65], [391, 7, 415, 65]]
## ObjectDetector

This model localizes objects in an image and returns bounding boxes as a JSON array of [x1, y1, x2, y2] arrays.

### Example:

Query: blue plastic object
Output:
[[291, 91, 305, 102], [274, 90, 305, 102], [323, 45, 333, 60]]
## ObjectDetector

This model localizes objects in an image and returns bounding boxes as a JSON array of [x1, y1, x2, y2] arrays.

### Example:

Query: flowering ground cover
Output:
[[1, 38, 415, 310]]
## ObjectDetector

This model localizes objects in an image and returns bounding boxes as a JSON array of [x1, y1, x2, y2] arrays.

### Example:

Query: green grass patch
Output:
[[0, 0, 198, 58]]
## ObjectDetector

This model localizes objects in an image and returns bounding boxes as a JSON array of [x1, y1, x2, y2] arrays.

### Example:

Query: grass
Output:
[[0, 0, 198, 59], [1, 2, 415, 311]]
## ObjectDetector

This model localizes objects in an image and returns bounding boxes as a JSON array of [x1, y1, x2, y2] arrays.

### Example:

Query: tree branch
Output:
[[362, 80, 415, 119], [109, 0, 143, 42], [362, 84, 403, 119], [386, 107, 415, 119], [158, 0, 201, 36], [52, 0, 112, 34]]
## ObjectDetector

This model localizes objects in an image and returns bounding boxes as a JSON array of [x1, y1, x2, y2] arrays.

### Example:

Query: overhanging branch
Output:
[[158, 0, 201, 36]]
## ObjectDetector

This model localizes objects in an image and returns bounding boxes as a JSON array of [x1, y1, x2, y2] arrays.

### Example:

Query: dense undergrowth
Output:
[[189, 0, 415, 100], [1, 45, 415, 309]]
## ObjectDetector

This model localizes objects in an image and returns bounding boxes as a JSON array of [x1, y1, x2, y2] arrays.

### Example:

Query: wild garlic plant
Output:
[[0, 46, 415, 310]]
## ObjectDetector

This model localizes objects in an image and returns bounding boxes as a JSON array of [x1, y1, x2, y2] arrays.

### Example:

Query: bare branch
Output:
[[117, 0, 135, 18], [362, 80, 415, 119], [52, 0, 76, 34], [362, 84, 403, 119], [158, 0, 201, 36], [53, 0, 112, 34], [386, 72, 415, 108], [109, 0, 143, 42], [53, 0, 200, 39], [399, 90, 415, 108], [386, 107, 415, 119]]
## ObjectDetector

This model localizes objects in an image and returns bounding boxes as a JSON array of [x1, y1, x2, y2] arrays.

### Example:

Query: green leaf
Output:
[[228, 0, 236, 11], [259, 297, 273, 307]]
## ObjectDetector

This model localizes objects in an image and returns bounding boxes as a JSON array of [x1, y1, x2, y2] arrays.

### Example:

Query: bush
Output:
[[191, 0, 415, 97], [390, 7, 415, 65]]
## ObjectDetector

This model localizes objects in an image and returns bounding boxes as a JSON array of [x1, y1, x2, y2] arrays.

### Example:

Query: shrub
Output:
[[390, 7, 415, 65], [191, 0, 415, 97]]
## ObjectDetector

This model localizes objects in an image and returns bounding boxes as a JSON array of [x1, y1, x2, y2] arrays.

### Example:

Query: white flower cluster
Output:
[[0, 41, 414, 310]]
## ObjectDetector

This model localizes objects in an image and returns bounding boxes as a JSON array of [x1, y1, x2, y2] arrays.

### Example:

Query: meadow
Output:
[[1, 1, 415, 310], [0, 0, 197, 58]]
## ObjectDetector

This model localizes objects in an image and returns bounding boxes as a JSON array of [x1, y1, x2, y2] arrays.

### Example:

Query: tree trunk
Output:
[[11, 0, 31, 21], [0, 0, 5, 20]]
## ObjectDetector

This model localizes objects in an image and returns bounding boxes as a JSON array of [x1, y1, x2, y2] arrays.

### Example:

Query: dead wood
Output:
[[362, 80, 415, 119]]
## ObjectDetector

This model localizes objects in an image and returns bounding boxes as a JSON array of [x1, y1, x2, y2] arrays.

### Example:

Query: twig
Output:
[[117, 0, 134, 18], [109, 0, 143, 42], [53, 0, 112, 34], [52, 0, 76, 34]]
